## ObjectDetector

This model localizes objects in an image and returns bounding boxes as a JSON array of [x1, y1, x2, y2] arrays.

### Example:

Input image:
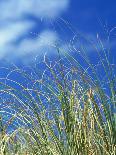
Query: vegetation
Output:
[[0, 34, 116, 155]]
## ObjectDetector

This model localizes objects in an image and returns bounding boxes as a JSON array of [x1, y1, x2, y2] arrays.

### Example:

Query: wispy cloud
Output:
[[0, 21, 34, 47], [0, 0, 69, 61], [0, 25, 59, 60], [0, 21, 35, 59], [0, 0, 69, 21], [13, 30, 59, 58]]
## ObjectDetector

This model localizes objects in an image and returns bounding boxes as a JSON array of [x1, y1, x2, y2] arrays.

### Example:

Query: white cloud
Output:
[[0, 21, 34, 47], [0, 29, 59, 60], [0, 0, 69, 61], [0, 0, 69, 21], [0, 21, 35, 59], [16, 30, 59, 56]]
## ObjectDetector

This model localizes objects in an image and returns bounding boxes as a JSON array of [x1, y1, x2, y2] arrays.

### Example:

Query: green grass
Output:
[[0, 35, 116, 155]]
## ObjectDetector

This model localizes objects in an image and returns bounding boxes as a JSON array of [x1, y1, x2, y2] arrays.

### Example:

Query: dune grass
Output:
[[0, 35, 116, 155]]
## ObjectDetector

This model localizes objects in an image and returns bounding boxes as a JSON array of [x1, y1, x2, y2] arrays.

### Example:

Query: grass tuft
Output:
[[0, 34, 116, 155]]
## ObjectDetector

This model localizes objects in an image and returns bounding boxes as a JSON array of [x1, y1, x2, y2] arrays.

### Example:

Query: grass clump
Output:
[[0, 35, 116, 155]]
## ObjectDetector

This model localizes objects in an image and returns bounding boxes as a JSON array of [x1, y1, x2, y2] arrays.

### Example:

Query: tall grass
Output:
[[0, 34, 115, 155]]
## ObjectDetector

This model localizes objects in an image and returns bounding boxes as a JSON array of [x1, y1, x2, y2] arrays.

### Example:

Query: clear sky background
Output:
[[0, 0, 116, 65]]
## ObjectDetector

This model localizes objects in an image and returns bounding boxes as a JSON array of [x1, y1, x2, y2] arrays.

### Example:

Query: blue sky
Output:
[[0, 0, 115, 132], [0, 0, 116, 65]]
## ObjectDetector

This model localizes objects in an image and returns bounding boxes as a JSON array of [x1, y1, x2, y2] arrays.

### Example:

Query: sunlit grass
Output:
[[0, 34, 116, 155]]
